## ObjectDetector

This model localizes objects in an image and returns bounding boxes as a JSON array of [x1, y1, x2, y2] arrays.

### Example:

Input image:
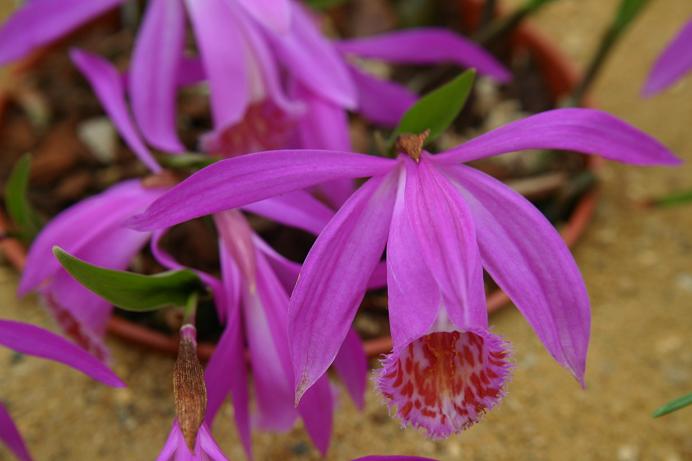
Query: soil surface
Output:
[[1, 1, 691, 460]]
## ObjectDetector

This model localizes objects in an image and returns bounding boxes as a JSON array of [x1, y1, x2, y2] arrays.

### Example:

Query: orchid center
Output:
[[395, 129, 430, 162], [201, 100, 297, 157], [377, 330, 511, 439]]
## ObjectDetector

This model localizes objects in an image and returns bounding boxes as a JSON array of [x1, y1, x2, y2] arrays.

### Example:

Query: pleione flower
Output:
[[643, 18, 692, 96], [130, 108, 679, 437], [0, 318, 125, 461]]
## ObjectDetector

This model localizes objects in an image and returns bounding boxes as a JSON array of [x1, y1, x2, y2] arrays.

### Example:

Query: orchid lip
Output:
[[377, 328, 511, 439]]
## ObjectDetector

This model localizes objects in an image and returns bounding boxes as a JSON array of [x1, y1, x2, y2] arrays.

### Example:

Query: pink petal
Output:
[[297, 374, 334, 456], [253, 236, 301, 293], [337, 28, 510, 82], [0, 403, 32, 461], [241, 190, 334, 236], [237, 0, 291, 33], [155, 423, 182, 461], [386, 165, 441, 347], [333, 328, 368, 409], [129, 150, 395, 231], [184, 0, 250, 129], [643, 19, 692, 96], [70, 50, 162, 172], [0, 320, 124, 387], [130, 0, 186, 152], [0, 0, 123, 64], [435, 108, 681, 166], [198, 424, 231, 461], [348, 64, 417, 127], [290, 171, 398, 403], [403, 157, 487, 330], [444, 164, 590, 384], [267, 3, 356, 109]]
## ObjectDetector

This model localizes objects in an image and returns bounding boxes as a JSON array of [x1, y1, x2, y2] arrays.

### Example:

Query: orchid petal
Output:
[[130, 150, 395, 231], [253, 236, 301, 293], [198, 424, 230, 461], [386, 165, 441, 347], [404, 157, 487, 330], [130, 0, 185, 152], [0, 403, 32, 461], [267, 4, 356, 109], [176, 57, 206, 87], [237, 0, 291, 33], [367, 262, 388, 290], [242, 190, 334, 236], [0, 320, 124, 387], [348, 64, 417, 127], [333, 328, 368, 408], [297, 374, 334, 456], [155, 424, 181, 461], [444, 164, 590, 384], [290, 171, 398, 402], [435, 108, 681, 166], [0, 0, 123, 64], [337, 28, 510, 82], [185, 0, 249, 129], [70, 50, 162, 173], [643, 19, 692, 96]]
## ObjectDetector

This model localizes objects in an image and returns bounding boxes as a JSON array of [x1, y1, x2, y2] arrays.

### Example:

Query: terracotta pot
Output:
[[0, 3, 601, 360]]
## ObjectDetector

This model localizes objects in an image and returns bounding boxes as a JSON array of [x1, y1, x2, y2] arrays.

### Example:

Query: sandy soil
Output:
[[1, 0, 691, 460]]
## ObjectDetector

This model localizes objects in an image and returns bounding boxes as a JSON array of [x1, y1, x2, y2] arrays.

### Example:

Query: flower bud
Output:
[[173, 324, 207, 451]]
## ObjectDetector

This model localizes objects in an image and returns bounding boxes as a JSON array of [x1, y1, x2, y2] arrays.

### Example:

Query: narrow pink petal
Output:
[[643, 19, 692, 96], [241, 190, 334, 236], [20, 180, 162, 294], [444, 164, 590, 384], [253, 236, 301, 293], [435, 108, 681, 166], [69, 50, 162, 172], [129, 150, 395, 231], [348, 64, 417, 127], [0, 403, 32, 461], [290, 171, 398, 403], [366, 262, 388, 290], [0, 0, 123, 64], [0, 320, 124, 387], [404, 157, 487, 330], [246, 253, 299, 431], [386, 165, 441, 347], [297, 374, 334, 455], [237, 0, 291, 33], [337, 28, 510, 82], [267, 4, 357, 109], [130, 0, 185, 152], [185, 0, 249, 129], [198, 424, 231, 461], [176, 57, 206, 87], [333, 328, 368, 409]]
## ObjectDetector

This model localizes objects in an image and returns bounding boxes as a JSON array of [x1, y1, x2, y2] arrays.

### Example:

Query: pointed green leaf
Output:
[[653, 392, 692, 417], [306, 0, 347, 10], [392, 70, 476, 146], [4, 154, 42, 242], [53, 246, 204, 312], [613, 0, 649, 35]]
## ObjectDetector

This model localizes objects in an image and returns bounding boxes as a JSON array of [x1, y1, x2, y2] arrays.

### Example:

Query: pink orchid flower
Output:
[[131, 108, 679, 437], [643, 18, 692, 96], [0, 319, 124, 460]]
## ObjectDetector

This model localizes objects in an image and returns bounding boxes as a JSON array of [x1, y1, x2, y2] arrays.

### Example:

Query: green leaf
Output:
[[613, 0, 649, 34], [4, 154, 42, 242], [306, 0, 347, 10], [653, 392, 692, 418], [157, 152, 219, 171], [392, 70, 476, 147], [53, 246, 204, 312], [525, 0, 559, 13], [651, 188, 692, 208]]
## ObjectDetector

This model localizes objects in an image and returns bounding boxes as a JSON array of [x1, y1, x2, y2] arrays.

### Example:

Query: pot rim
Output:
[[0, 4, 602, 360]]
